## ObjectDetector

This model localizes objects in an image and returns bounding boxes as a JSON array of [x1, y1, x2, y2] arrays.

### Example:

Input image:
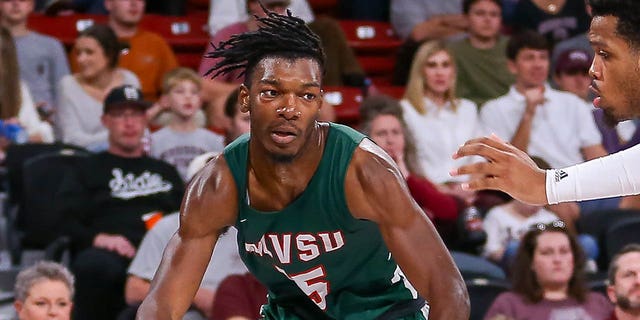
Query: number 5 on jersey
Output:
[[275, 265, 330, 310]]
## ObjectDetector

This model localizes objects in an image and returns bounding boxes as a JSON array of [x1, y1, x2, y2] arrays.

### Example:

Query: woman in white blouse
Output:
[[401, 40, 480, 193]]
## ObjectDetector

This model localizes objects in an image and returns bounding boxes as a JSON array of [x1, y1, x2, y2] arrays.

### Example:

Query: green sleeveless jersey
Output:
[[224, 123, 428, 320]]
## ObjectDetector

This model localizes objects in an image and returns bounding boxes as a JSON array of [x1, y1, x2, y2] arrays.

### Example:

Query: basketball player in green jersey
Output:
[[137, 8, 469, 320]]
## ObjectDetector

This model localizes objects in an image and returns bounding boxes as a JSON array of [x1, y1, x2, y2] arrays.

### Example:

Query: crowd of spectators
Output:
[[0, 0, 638, 319]]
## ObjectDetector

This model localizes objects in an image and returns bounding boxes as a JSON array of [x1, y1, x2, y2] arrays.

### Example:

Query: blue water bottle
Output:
[[0, 120, 28, 144]]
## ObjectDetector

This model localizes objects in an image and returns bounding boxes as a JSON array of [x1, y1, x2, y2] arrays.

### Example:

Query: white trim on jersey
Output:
[[391, 265, 419, 299]]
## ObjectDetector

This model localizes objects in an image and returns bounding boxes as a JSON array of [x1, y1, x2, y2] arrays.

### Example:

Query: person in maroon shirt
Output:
[[359, 95, 464, 242]]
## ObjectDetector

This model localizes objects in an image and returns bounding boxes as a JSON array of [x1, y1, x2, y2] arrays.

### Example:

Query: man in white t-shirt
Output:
[[480, 29, 607, 169]]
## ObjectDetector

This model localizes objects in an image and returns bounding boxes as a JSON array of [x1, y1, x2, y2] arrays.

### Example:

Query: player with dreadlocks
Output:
[[137, 7, 468, 320]]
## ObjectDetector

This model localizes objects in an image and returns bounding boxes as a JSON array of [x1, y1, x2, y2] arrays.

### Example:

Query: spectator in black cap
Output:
[[56, 85, 184, 320], [553, 48, 593, 102]]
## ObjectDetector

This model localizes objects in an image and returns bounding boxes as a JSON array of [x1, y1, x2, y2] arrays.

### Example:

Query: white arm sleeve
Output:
[[546, 144, 640, 204]]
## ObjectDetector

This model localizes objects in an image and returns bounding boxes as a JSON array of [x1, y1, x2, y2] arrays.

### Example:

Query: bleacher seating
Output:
[[5, 146, 88, 265], [324, 85, 405, 127], [466, 278, 510, 320], [338, 20, 402, 85], [577, 209, 640, 270], [26, 13, 402, 78], [27, 13, 107, 46], [605, 216, 640, 263], [139, 14, 209, 70], [186, 0, 210, 15], [27, 13, 209, 70], [308, 0, 339, 16]]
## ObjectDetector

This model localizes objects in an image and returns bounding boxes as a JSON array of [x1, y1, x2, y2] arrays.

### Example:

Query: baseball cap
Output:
[[103, 85, 150, 114], [555, 49, 592, 75]]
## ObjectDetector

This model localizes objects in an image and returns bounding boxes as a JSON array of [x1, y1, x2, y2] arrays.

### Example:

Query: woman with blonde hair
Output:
[[401, 40, 480, 190], [0, 27, 54, 146]]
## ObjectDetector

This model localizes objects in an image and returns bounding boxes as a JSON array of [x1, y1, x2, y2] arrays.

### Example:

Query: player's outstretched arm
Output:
[[346, 139, 469, 320], [136, 156, 238, 319], [451, 135, 548, 205]]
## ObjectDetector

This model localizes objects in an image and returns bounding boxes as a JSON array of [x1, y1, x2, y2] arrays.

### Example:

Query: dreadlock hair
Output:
[[203, 4, 325, 87]]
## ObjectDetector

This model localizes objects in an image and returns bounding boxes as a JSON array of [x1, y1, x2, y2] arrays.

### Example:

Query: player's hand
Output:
[[93, 233, 137, 258], [451, 135, 548, 205]]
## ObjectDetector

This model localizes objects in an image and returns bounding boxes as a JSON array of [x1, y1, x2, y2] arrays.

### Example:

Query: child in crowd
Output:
[[483, 193, 559, 265], [150, 68, 224, 182], [483, 195, 600, 273]]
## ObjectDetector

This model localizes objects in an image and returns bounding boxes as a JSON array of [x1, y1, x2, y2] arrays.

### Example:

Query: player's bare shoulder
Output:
[[345, 139, 408, 221], [347, 139, 404, 184], [179, 154, 239, 238]]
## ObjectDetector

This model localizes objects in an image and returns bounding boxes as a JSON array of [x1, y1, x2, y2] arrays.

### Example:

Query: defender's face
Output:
[[589, 15, 640, 123], [241, 57, 322, 163]]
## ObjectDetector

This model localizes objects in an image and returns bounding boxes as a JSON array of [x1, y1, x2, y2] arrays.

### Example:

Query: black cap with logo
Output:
[[103, 85, 150, 114]]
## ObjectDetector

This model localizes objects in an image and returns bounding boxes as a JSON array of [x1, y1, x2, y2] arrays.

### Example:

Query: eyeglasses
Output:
[[531, 220, 566, 231]]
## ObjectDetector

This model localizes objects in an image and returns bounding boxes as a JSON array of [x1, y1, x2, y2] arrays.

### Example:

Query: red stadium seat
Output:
[[27, 14, 108, 47], [338, 20, 402, 53], [139, 14, 209, 69], [308, 0, 339, 16], [375, 85, 405, 99], [323, 86, 363, 127], [176, 52, 204, 71], [323, 85, 406, 127], [138, 14, 209, 51], [339, 20, 401, 85], [186, 0, 210, 14], [356, 55, 395, 76], [29, 13, 209, 70]]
